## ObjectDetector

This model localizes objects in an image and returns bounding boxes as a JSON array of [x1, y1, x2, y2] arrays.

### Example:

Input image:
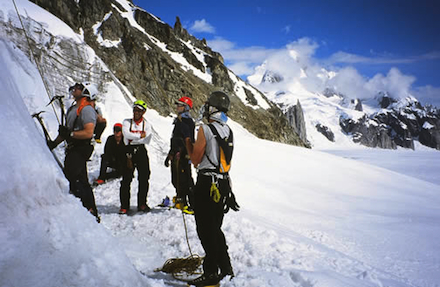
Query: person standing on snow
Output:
[[48, 82, 100, 222], [164, 96, 195, 214], [94, 123, 126, 185], [185, 91, 239, 286], [119, 100, 152, 215]]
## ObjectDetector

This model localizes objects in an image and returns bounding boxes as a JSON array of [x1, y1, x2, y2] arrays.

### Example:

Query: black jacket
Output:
[[104, 135, 126, 169], [170, 117, 195, 156]]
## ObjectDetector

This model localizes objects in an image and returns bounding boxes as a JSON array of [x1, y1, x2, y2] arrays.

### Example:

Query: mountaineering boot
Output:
[[95, 179, 105, 185], [219, 267, 234, 280], [119, 208, 128, 215], [187, 273, 220, 286], [88, 208, 101, 223], [138, 205, 151, 213]]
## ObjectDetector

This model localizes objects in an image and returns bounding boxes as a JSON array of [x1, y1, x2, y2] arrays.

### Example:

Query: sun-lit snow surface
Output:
[[2, 1, 440, 287]]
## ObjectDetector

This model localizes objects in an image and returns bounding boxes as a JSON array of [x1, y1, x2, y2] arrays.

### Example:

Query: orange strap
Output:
[[76, 97, 92, 116]]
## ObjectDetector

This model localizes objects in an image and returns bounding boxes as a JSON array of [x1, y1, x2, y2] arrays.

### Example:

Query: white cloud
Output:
[[207, 35, 440, 105], [189, 19, 215, 34], [208, 37, 276, 63], [328, 51, 440, 65], [228, 61, 255, 76], [413, 85, 440, 107]]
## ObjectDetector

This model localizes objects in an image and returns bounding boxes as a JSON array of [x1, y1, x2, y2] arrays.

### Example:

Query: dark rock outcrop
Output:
[[340, 97, 440, 150], [315, 124, 335, 142], [285, 100, 308, 145], [340, 115, 397, 149]]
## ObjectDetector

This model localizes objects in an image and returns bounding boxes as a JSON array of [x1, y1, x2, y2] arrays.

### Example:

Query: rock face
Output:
[[340, 97, 440, 150], [16, 0, 307, 147], [285, 100, 309, 146], [315, 124, 335, 142]]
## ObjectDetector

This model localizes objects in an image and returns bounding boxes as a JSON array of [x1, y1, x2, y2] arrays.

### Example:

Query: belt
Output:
[[199, 169, 228, 179]]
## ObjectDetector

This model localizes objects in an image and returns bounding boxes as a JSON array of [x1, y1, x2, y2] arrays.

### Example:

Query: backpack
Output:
[[207, 124, 234, 174]]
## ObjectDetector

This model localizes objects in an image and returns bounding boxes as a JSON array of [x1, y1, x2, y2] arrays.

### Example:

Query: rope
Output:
[[154, 158, 203, 276], [154, 254, 203, 275], [11, 0, 60, 125], [182, 210, 193, 255]]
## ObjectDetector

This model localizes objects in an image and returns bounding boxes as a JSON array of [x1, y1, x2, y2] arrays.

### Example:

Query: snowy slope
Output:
[[2, 2, 440, 287]]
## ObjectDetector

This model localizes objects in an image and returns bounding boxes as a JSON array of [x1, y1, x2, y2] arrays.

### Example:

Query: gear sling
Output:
[[203, 124, 234, 203]]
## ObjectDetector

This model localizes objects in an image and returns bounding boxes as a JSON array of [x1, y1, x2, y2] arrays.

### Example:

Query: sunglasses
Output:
[[68, 83, 84, 93]]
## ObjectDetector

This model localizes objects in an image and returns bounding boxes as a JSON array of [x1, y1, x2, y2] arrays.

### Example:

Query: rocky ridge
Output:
[[340, 94, 440, 150]]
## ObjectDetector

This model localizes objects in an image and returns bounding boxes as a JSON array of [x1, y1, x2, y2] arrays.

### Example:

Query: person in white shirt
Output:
[[119, 100, 152, 214]]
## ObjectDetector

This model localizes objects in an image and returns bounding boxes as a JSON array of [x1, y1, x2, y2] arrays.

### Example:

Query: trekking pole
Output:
[[32, 111, 64, 170]]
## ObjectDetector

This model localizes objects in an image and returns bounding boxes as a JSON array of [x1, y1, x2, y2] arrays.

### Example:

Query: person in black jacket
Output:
[[95, 123, 126, 185], [164, 96, 195, 213]]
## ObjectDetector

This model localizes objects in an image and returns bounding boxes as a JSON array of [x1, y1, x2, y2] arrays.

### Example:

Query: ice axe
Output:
[[32, 111, 64, 169], [47, 95, 66, 125], [32, 111, 51, 142]]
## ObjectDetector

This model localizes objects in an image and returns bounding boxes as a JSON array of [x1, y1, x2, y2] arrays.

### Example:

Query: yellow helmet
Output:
[[133, 100, 147, 111]]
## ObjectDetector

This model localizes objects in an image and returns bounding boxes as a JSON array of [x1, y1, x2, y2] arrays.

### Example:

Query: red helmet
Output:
[[176, 96, 193, 109]]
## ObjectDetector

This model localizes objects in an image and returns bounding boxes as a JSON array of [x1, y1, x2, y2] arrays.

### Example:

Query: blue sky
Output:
[[133, 0, 440, 105]]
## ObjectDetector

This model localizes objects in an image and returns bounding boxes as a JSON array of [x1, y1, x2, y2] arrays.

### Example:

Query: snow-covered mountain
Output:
[[0, 0, 305, 147], [248, 51, 440, 151]]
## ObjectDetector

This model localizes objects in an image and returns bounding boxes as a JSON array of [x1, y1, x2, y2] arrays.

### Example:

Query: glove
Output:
[[164, 155, 170, 167], [47, 140, 58, 150], [58, 125, 71, 139], [224, 191, 240, 213]]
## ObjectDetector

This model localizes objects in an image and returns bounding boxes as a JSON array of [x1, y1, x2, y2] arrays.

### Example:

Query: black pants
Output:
[[64, 145, 97, 215], [120, 145, 150, 209], [171, 155, 194, 206], [94, 121, 106, 140], [194, 174, 232, 276], [98, 154, 122, 180]]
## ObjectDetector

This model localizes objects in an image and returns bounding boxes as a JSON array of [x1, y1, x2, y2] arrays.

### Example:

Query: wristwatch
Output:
[[70, 131, 74, 138]]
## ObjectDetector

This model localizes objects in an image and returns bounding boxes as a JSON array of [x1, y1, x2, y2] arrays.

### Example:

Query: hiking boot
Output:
[[219, 267, 234, 280], [187, 273, 220, 286], [137, 205, 151, 213], [95, 179, 105, 185], [119, 208, 128, 215]]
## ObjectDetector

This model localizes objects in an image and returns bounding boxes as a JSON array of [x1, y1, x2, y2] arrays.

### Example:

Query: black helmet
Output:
[[208, 91, 230, 112]]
